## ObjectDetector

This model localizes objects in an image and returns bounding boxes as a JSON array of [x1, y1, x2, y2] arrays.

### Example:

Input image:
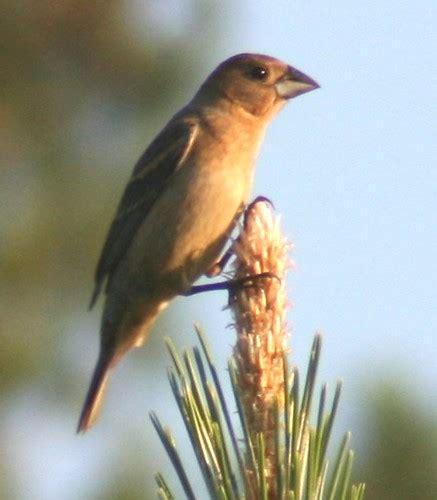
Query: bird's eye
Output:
[[247, 65, 269, 81]]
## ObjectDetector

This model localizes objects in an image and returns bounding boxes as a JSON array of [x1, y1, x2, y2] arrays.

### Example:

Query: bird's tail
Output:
[[77, 353, 113, 433]]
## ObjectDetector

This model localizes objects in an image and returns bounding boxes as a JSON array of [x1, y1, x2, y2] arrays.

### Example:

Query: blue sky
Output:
[[7, 1, 436, 498], [223, 0, 437, 388]]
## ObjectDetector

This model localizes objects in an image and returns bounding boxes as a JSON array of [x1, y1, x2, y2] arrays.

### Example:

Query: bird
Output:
[[77, 53, 319, 432]]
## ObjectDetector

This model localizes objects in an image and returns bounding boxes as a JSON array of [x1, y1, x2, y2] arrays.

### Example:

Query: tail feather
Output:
[[77, 354, 113, 433], [88, 282, 101, 310], [78, 299, 168, 433]]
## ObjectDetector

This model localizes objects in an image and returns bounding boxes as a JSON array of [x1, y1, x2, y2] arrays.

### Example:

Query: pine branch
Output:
[[152, 200, 365, 499]]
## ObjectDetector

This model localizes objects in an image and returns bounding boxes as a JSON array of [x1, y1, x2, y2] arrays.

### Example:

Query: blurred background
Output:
[[1, 1, 436, 498]]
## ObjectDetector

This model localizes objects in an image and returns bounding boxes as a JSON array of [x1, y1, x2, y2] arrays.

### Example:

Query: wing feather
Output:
[[89, 119, 197, 308]]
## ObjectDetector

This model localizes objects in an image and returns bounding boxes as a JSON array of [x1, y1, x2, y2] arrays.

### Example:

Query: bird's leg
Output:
[[185, 195, 277, 298], [205, 244, 236, 278], [182, 281, 231, 295], [206, 196, 274, 278], [182, 271, 280, 298]]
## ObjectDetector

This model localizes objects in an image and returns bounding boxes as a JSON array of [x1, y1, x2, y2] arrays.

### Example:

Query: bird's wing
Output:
[[89, 119, 197, 309]]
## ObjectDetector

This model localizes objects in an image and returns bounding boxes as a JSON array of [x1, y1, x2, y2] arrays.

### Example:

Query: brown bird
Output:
[[77, 53, 319, 432]]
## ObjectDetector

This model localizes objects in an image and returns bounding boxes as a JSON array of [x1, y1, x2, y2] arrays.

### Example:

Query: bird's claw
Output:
[[244, 196, 274, 227]]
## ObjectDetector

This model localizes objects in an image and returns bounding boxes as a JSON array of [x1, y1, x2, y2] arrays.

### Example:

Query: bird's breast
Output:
[[125, 118, 264, 295]]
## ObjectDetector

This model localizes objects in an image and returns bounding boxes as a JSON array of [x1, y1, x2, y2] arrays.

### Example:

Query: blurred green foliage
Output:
[[0, 0, 221, 387], [0, 1, 223, 498], [357, 381, 437, 499]]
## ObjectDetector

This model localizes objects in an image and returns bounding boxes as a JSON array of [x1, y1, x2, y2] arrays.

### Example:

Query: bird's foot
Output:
[[182, 272, 280, 304], [243, 195, 274, 226]]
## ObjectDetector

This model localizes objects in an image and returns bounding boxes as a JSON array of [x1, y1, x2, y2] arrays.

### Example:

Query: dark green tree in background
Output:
[[357, 381, 437, 500], [1, 2, 224, 498], [1, 0, 223, 393]]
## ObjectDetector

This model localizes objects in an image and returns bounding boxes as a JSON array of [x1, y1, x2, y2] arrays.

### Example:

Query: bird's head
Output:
[[195, 53, 319, 118]]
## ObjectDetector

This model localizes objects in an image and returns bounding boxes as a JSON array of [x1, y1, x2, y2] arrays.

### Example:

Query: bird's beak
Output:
[[275, 65, 320, 99]]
